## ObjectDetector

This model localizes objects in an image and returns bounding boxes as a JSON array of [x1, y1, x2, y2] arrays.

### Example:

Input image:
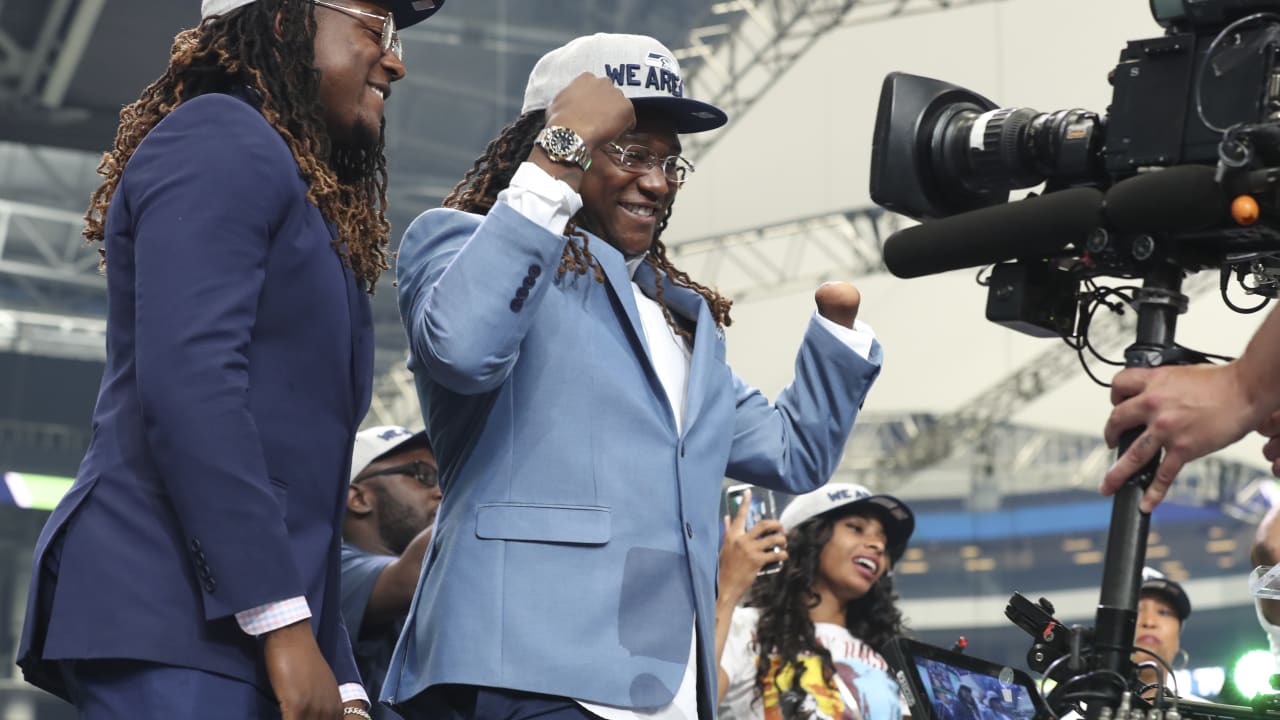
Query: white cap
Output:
[[201, 0, 444, 28], [520, 33, 727, 133], [201, 0, 255, 18], [779, 482, 915, 565], [350, 425, 429, 483]]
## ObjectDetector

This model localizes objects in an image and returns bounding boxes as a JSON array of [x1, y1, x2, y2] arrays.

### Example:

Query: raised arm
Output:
[[726, 282, 882, 494], [395, 74, 634, 395]]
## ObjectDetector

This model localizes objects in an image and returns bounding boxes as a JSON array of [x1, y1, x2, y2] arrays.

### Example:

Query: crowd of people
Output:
[[11, 0, 1280, 718]]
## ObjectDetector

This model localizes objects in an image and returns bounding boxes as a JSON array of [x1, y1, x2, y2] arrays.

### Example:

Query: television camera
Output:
[[870, 1, 1280, 718]]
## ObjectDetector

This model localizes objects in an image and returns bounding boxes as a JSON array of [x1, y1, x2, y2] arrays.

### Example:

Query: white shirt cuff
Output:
[[496, 162, 583, 235], [234, 596, 311, 636], [813, 312, 877, 361], [340, 683, 370, 706]]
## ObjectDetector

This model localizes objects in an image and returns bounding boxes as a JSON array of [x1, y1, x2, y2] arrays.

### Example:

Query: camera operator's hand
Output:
[[1103, 362, 1261, 512], [1257, 410, 1280, 477]]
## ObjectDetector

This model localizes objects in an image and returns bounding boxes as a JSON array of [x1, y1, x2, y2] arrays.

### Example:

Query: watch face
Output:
[[544, 127, 581, 158]]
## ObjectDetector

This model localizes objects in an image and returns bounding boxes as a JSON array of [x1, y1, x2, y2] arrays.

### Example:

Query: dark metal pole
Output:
[[1087, 260, 1185, 718]]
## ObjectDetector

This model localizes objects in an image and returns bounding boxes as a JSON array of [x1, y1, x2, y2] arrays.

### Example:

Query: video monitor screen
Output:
[[911, 656, 1040, 720], [884, 637, 1046, 720]]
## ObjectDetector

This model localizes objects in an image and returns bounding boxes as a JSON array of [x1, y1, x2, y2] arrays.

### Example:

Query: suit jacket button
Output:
[[685, 522, 693, 539], [527, 265, 542, 278], [515, 286, 530, 300], [190, 539, 202, 551], [510, 298, 524, 312], [522, 275, 537, 289], [204, 579, 217, 593]]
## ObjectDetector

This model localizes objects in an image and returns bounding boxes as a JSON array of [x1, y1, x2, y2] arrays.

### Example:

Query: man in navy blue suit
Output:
[[16, 1, 442, 718]]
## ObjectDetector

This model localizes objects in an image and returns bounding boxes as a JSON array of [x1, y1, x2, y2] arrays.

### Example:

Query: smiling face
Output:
[[577, 110, 681, 257], [311, 0, 406, 148], [1133, 591, 1182, 669], [812, 510, 890, 606]]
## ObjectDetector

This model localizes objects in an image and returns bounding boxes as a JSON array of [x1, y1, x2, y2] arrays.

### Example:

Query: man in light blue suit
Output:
[[386, 33, 883, 720]]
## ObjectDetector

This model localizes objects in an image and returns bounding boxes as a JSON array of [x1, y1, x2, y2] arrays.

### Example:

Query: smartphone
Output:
[[724, 484, 783, 575]]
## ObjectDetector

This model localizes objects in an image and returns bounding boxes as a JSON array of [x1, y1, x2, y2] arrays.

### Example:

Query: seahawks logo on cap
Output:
[[645, 52, 675, 70]]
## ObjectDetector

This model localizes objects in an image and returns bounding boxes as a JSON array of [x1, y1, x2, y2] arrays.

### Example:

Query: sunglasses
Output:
[[310, 0, 401, 60], [352, 459, 437, 488]]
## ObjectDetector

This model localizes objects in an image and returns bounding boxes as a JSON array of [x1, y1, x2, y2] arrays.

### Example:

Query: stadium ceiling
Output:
[[11, 0, 1143, 489], [0, 0, 1001, 361]]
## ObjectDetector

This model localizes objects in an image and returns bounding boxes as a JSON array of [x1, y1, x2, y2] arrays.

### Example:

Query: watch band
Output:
[[535, 126, 591, 172]]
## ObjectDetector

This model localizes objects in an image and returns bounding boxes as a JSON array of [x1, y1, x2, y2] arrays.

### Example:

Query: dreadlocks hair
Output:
[[83, 0, 392, 292], [746, 510, 908, 706], [443, 110, 733, 335]]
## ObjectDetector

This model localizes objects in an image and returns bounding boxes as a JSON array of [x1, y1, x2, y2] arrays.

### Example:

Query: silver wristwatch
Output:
[[535, 126, 591, 171]]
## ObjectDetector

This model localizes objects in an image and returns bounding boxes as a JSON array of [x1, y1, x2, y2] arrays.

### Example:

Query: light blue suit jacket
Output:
[[384, 202, 882, 715]]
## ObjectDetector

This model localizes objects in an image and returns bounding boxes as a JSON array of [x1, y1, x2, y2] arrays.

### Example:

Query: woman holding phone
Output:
[[716, 483, 916, 720]]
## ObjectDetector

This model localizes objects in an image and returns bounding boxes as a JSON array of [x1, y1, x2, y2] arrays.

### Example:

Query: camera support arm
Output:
[[1087, 262, 1188, 718]]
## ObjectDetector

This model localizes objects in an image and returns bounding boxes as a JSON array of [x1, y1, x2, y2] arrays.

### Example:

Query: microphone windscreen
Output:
[[1103, 165, 1226, 232], [883, 187, 1104, 278]]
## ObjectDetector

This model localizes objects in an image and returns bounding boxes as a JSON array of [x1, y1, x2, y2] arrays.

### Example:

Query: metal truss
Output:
[[363, 204, 907, 428], [838, 415, 1272, 511], [665, 206, 903, 300], [674, 0, 1005, 155], [0, 308, 105, 361], [0, 0, 105, 108], [0, 194, 106, 334], [869, 271, 1224, 479], [0, 143, 109, 358], [0, 198, 101, 289]]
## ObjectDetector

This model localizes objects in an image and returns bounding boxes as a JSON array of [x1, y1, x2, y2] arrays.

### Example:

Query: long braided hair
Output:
[[746, 510, 907, 705], [83, 0, 392, 292], [443, 110, 733, 333]]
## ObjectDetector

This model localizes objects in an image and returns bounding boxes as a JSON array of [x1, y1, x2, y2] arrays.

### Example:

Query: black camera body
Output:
[[871, 1, 1280, 221], [1106, 26, 1277, 174]]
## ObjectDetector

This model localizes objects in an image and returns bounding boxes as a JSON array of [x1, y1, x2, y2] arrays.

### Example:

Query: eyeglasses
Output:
[[603, 143, 695, 186], [353, 460, 438, 488], [311, 0, 401, 60]]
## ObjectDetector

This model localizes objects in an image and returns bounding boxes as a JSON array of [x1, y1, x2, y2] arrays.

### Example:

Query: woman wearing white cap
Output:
[[717, 483, 916, 720]]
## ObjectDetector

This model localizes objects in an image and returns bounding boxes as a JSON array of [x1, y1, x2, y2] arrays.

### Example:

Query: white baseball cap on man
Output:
[[779, 482, 915, 566], [350, 425, 430, 484], [521, 33, 727, 134], [200, 0, 444, 31]]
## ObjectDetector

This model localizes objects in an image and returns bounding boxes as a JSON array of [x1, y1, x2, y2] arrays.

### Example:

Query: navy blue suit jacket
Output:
[[17, 91, 374, 698]]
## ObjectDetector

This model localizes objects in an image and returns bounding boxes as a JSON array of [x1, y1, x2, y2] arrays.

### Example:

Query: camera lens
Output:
[[939, 106, 1105, 195]]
